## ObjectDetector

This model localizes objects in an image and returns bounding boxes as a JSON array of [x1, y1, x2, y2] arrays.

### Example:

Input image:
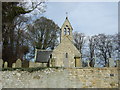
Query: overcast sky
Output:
[[41, 2, 118, 36]]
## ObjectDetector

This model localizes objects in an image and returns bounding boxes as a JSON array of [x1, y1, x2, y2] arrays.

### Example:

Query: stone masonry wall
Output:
[[52, 37, 81, 67], [1, 67, 119, 88]]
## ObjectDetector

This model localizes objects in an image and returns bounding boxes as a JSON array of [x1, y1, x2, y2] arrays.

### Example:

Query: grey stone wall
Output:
[[1, 67, 118, 88]]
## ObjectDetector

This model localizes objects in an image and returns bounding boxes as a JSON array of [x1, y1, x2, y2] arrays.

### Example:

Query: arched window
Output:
[[64, 28, 67, 35], [68, 28, 70, 35], [50, 54, 52, 58], [66, 53, 68, 58]]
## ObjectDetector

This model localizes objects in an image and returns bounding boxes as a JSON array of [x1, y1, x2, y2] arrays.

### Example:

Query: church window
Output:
[[68, 28, 70, 35], [66, 53, 68, 58], [64, 28, 67, 35], [50, 54, 52, 58]]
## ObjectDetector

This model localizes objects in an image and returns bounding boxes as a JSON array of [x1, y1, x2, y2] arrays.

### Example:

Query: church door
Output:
[[75, 57, 81, 67]]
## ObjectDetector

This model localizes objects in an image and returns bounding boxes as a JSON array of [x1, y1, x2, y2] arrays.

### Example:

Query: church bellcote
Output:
[[60, 16, 73, 42]]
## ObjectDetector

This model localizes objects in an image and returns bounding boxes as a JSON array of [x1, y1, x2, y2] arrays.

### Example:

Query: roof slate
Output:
[[35, 50, 52, 63]]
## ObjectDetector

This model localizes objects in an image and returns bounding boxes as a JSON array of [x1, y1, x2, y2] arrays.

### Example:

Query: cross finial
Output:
[[66, 12, 68, 18]]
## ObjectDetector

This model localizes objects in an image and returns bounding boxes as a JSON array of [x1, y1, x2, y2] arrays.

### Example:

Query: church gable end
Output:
[[51, 16, 82, 67]]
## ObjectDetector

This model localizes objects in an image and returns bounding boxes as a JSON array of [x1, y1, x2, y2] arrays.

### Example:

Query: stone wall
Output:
[[1, 67, 119, 88]]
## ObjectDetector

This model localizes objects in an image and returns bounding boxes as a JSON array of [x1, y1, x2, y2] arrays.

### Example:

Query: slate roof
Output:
[[35, 50, 53, 63]]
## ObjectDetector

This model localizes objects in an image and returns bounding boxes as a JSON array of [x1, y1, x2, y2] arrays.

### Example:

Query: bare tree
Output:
[[88, 36, 96, 67], [93, 34, 116, 67], [111, 33, 119, 62], [73, 32, 86, 60]]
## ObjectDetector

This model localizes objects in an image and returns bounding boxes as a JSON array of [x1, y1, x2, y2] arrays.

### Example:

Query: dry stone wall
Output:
[[1, 67, 119, 88]]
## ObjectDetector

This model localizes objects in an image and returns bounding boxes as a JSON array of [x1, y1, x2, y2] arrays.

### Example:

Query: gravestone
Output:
[[29, 61, 35, 67], [44, 63, 48, 67], [87, 60, 90, 67], [109, 58, 115, 67], [15, 59, 22, 68], [94, 58, 99, 67], [0, 59, 3, 69], [116, 60, 120, 67], [50, 58, 55, 67], [35, 62, 43, 67], [12, 63, 15, 68], [22, 60, 29, 68], [4, 62, 8, 68]]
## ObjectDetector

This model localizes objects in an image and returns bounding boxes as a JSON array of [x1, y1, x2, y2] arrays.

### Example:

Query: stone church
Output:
[[35, 16, 82, 67]]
